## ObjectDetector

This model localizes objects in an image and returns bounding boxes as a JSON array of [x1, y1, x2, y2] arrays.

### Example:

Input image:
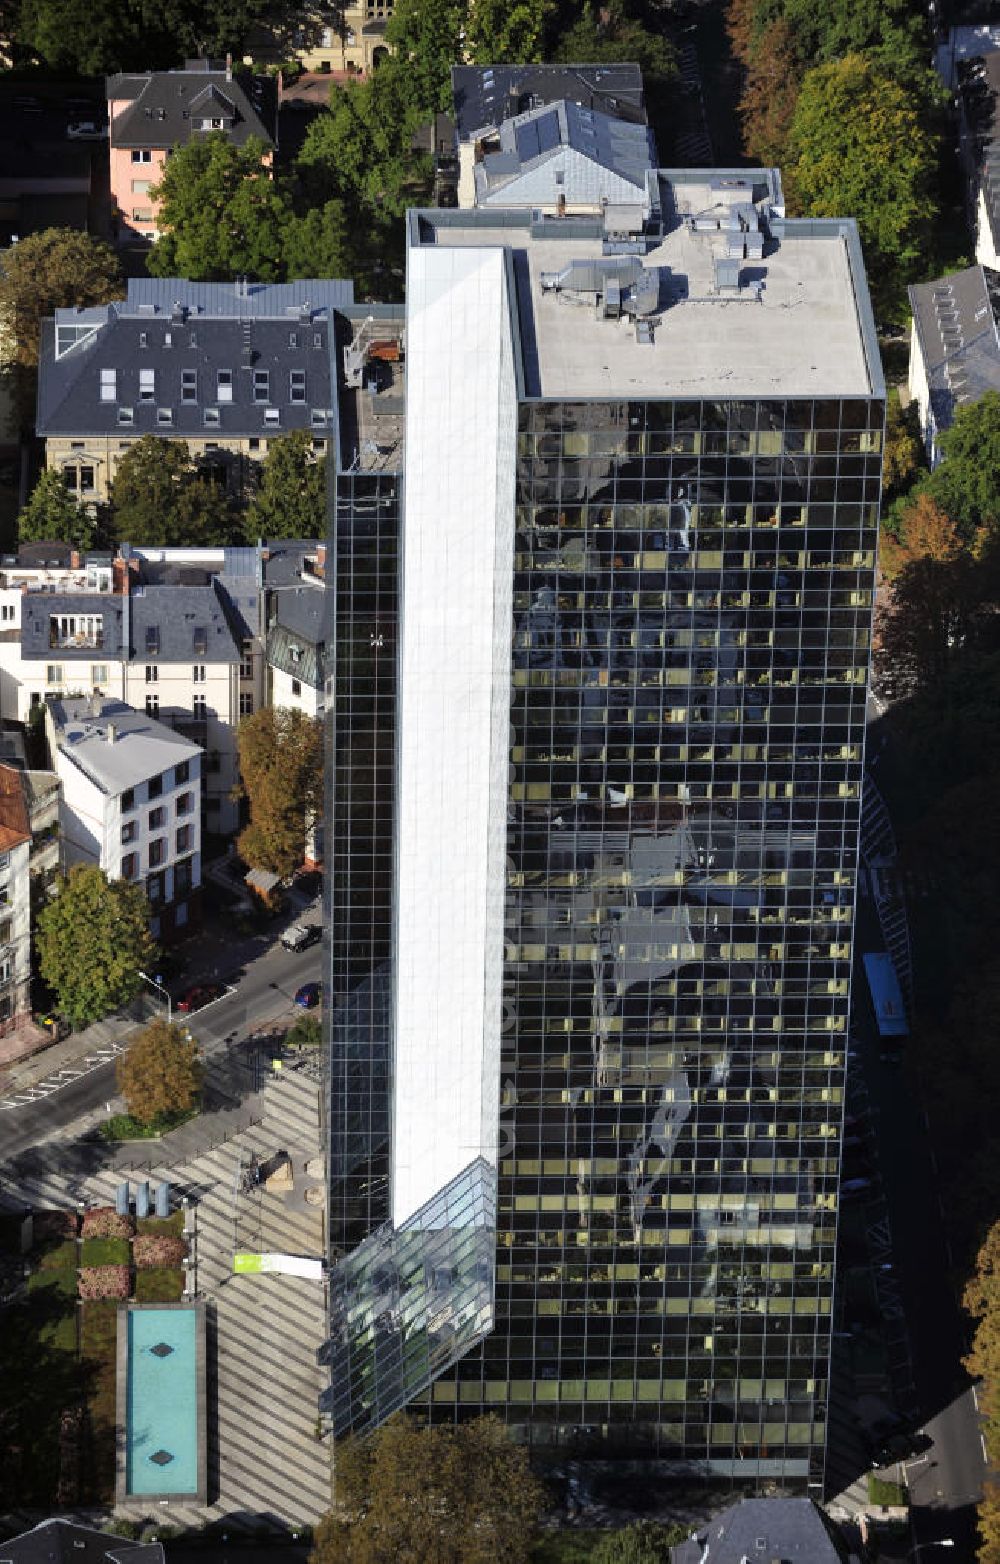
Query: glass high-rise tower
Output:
[[324, 168, 884, 1490]]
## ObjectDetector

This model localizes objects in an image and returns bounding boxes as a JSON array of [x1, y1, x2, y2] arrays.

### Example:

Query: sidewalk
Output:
[[0, 1010, 139, 1095], [0, 881, 320, 1100]]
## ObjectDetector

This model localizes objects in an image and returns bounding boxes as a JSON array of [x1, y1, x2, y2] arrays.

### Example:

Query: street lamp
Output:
[[138, 969, 171, 1024]]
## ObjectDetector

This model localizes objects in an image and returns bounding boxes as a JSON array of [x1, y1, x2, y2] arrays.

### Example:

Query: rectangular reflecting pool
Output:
[[116, 1302, 207, 1505]]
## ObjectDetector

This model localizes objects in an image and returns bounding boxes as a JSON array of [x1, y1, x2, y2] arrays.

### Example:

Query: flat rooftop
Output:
[[412, 174, 880, 401]]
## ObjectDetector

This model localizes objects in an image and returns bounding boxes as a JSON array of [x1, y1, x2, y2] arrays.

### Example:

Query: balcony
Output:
[[49, 620, 104, 651]]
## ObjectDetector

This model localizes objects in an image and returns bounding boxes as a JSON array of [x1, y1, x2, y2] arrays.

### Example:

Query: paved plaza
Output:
[[0, 1063, 332, 1530]]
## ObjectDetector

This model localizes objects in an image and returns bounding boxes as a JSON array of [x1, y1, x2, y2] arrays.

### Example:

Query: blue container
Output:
[[155, 1181, 171, 1219], [135, 1180, 150, 1219], [116, 1181, 130, 1217]]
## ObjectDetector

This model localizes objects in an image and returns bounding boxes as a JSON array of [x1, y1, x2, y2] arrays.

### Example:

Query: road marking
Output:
[[983, 1433, 989, 1464], [974, 1387, 980, 1412]]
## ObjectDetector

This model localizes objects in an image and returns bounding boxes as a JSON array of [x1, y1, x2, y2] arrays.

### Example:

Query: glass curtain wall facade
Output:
[[415, 392, 881, 1484], [327, 471, 399, 1259]]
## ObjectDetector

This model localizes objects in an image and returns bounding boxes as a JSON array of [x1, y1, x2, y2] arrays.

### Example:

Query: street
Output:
[[853, 865, 985, 1558], [0, 920, 323, 1164]]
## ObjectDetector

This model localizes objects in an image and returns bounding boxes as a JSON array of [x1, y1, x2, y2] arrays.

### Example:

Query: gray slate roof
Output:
[[452, 63, 647, 142], [960, 49, 1000, 257], [909, 262, 1000, 441], [671, 1498, 855, 1564], [21, 581, 241, 664], [129, 583, 241, 664], [1, 1518, 163, 1564], [106, 62, 275, 149], [267, 582, 326, 689], [476, 98, 655, 207], [36, 279, 353, 441]]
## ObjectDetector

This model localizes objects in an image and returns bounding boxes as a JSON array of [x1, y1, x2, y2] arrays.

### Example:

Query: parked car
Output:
[[281, 924, 321, 953], [294, 982, 321, 1009], [177, 982, 224, 1014], [66, 120, 106, 139]]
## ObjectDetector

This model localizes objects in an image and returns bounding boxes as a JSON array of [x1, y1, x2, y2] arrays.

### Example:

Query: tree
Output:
[[784, 55, 939, 317], [466, 0, 551, 63], [36, 865, 156, 1028], [875, 550, 976, 698], [147, 135, 293, 283], [311, 1416, 546, 1564], [966, 1220, 1000, 1459], [284, 200, 352, 281], [247, 431, 327, 540], [297, 64, 432, 218], [727, 0, 933, 166], [0, 228, 122, 371], [384, 0, 465, 118], [18, 0, 267, 73], [286, 1014, 322, 1049], [109, 436, 241, 547], [116, 1017, 202, 1126], [925, 392, 1000, 542], [237, 706, 324, 879], [19, 468, 95, 551], [977, 1481, 1000, 1562], [879, 490, 963, 582], [592, 1521, 691, 1564], [881, 389, 925, 507]]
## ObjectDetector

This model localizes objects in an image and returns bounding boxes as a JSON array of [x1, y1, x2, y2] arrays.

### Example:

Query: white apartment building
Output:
[[0, 764, 33, 1033], [46, 695, 202, 941], [0, 545, 267, 836]]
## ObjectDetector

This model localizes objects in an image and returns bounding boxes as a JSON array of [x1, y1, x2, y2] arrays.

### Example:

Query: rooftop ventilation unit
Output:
[[541, 256, 660, 317], [715, 256, 741, 292]]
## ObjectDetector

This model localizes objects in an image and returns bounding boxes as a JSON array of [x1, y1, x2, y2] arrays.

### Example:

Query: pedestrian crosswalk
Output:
[[0, 1044, 128, 1110], [0, 1066, 332, 1530]]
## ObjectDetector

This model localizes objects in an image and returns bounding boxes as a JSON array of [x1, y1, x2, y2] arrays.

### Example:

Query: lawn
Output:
[[869, 1473, 908, 1507], [28, 1266, 77, 1302], [135, 1266, 184, 1302], [80, 1237, 131, 1267], [38, 1239, 78, 1271], [136, 1210, 185, 1238]]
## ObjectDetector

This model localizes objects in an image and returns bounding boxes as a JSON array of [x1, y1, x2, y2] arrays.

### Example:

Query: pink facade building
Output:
[[106, 59, 276, 245]]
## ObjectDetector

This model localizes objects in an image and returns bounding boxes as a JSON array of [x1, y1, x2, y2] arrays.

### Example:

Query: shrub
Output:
[[135, 1267, 184, 1303], [132, 1233, 187, 1270], [81, 1207, 134, 1240], [35, 1209, 78, 1242], [81, 1237, 130, 1267], [77, 1265, 130, 1301]]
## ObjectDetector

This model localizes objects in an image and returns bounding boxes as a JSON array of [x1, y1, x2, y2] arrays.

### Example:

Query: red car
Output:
[[176, 982, 224, 1014]]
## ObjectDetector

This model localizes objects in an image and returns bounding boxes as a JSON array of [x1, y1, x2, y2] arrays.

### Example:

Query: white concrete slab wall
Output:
[[391, 244, 517, 1227]]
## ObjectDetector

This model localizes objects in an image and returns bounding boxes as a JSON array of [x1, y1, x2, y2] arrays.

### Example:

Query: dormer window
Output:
[[289, 369, 306, 403], [118, 407, 134, 426], [182, 369, 197, 403], [100, 368, 116, 402], [139, 368, 155, 401], [264, 408, 280, 427], [204, 407, 220, 426], [217, 369, 233, 403], [156, 407, 173, 426], [253, 369, 269, 403], [193, 625, 207, 654], [146, 625, 159, 655]]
